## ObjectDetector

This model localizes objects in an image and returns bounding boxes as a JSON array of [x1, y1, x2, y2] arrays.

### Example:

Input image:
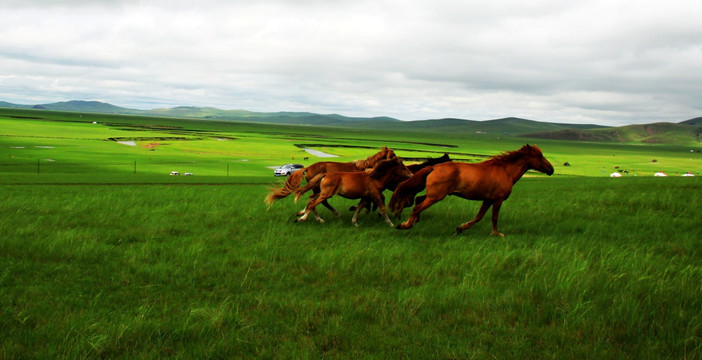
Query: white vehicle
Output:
[[274, 164, 304, 176], [170, 171, 180, 176]]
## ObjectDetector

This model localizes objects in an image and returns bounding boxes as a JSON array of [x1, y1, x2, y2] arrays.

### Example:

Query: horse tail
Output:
[[264, 168, 307, 206], [389, 166, 434, 215], [294, 173, 325, 203]]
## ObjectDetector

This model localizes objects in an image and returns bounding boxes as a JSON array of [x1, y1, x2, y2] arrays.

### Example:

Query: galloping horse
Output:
[[265, 146, 396, 210], [389, 144, 554, 236], [294, 157, 413, 227]]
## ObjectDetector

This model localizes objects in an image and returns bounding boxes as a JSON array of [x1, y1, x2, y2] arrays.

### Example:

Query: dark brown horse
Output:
[[389, 144, 554, 236], [294, 157, 413, 227], [265, 146, 396, 209]]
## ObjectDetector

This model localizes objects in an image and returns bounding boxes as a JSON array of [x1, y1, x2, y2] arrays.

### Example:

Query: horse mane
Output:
[[484, 145, 539, 165], [368, 157, 402, 180], [408, 153, 451, 172], [428, 153, 451, 165], [354, 146, 394, 169]]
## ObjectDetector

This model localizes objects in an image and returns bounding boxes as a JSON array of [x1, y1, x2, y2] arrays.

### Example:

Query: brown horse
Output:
[[389, 144, 554, 236], [264, 146, 396, 210], [293, 157, 413, 227]]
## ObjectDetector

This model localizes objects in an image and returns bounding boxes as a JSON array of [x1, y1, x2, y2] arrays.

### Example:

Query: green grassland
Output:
[[1, 108, 700, 180], [1, 108, 701, 358]]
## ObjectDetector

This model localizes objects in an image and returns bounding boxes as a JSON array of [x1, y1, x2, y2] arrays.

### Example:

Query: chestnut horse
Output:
[[294, 157, 413, 227], [264, 146, 396, 209], [389, 144, 554, 236]]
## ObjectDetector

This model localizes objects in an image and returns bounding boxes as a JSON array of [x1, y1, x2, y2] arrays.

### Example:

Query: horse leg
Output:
[[296, 196, 326, 223], [396, 195, 444, 230], [373, 195, 394, 227], [491, 200, 504, 237], [456, 200, 492, 234], [312, 207, 325, 223], [321, 199, 341, 217], [396, 194, 425, 218], [297, 191, 319, 216], [376, 193, 385, 217], [351, 198, 369, 227]]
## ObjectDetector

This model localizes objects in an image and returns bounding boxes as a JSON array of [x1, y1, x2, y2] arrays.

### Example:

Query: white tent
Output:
[[654, 172, 667, 177], [610, 172, 622, 177]]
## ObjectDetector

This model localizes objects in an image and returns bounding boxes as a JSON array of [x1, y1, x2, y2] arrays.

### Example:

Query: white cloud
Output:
[[1, 0, 701, 125]]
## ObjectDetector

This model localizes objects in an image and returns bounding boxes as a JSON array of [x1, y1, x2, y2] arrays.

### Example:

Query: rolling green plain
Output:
[[1, 108, 700, 359]]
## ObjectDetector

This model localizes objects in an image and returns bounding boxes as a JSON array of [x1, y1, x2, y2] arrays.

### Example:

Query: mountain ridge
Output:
[[1, 100, 700, 144]]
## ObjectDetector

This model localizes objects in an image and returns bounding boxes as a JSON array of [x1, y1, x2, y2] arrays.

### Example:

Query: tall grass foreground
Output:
[[0, 177, 700, 359]]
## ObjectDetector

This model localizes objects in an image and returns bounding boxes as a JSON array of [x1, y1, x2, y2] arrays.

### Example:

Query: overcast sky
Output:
[[1, 0, 701, 125]]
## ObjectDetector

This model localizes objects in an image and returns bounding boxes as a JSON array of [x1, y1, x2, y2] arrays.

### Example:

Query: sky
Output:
[[1, 0, 701, 126]]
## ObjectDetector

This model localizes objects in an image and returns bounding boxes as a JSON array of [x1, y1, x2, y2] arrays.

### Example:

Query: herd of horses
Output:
[[265, 145, 554, 236]]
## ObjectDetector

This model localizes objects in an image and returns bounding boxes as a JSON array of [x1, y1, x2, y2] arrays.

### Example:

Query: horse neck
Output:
[[369, 168, 394, 186], [354, 157, 379, 169], [356, 150, 390, 169], [377, 168, 409, 188], [500, 157, 531, 184]]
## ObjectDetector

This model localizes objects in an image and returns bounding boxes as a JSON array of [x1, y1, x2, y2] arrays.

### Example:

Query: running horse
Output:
[[389, 144, 554, 236], [265, 147, 396, 212], [293, 157, 413, 227]]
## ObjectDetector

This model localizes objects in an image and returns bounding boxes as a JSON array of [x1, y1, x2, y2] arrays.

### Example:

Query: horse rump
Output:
[[293, 173, 325, 203]]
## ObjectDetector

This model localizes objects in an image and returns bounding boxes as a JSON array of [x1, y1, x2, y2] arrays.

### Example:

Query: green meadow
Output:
[[1, 108, 701, 359]]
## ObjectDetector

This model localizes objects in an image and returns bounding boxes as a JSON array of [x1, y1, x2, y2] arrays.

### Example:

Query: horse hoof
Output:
[[493, 232, 505, 237]]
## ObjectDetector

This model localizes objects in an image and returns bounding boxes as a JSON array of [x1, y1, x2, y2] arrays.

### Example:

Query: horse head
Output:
[[369, 157, 413, 187], [525, 144, 554, 175]]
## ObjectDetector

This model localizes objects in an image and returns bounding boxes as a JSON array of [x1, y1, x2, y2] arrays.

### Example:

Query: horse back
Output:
[[322, 171, 376, 199], [429, 162, 513, 200], [305, 161, 358, 181]]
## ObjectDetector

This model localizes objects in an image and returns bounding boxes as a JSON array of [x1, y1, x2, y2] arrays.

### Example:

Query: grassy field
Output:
[[1, 177, 700, 359], [2, 108, 700, 179], [1, 108, 701, 358]]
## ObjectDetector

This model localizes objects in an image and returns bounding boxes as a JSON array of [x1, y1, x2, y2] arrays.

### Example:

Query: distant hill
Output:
[[0, 101, 29, 109], [38, 100, 133, 113], [404, 117, 606, 133], [2, 99, 700, 144], [680, 117, 702, 126], [525, 122, 702, 145]]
